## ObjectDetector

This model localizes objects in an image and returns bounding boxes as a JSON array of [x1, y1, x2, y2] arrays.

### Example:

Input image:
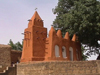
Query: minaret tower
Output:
[[21, 11, 47, 62]]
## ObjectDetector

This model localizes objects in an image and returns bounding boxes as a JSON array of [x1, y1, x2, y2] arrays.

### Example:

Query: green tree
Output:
[[81, 46, 88, 60], [8, 39, 23, 51], [53, 0, 100, 57]]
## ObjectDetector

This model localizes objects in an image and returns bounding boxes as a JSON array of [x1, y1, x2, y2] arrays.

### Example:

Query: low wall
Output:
[[11, 50, 22, 64], [0, 65, 7, 72], [0, 44, 11, 67], [17, 60, 100, 75], [0, 44, 11, 72], [0, 65, 17, 75]]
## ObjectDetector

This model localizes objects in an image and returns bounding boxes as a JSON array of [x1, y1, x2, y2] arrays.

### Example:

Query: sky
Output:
[[0, 0, 58, 44], [0, 0, 98, 60]]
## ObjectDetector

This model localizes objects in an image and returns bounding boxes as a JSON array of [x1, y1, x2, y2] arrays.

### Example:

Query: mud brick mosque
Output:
[[21, 11, 82, 62], [0, 11, 100, 75]]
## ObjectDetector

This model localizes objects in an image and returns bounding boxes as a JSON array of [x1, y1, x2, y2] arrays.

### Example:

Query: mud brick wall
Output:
[[11, 50, 22, 64], [0, 45, 11, 66], [0, 65, 17, 75], [17, 60, 100, 75], [96, 60, 100, 74]]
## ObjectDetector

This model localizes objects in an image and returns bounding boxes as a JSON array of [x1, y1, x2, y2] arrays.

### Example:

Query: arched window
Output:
[[55, 45, 60, 57], [62, 46, 67, 58], [69, 47, 73, 61]]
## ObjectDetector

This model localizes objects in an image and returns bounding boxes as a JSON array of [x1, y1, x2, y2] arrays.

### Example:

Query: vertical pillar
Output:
[[73, 44, 77, 61]]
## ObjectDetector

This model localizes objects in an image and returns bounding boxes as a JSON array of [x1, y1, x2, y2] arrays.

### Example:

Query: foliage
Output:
[[81, 46, 88, 60], [8, 39, 23, 51], [53, 0, 100, 56]]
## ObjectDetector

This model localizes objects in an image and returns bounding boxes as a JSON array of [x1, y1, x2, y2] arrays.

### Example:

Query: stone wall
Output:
[[17, 60, 100, 75]]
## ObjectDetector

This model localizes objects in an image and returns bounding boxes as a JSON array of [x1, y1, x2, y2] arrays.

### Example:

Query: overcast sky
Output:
[[0, 0, 98, 60], [0, 0, 58, 44]]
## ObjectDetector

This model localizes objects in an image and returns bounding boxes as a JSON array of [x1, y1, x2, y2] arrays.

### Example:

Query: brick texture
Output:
[[11, 50, 22, 63], [17, 60, 100, 75], [0, 44, 22, 73], [0, 44, 11, 67], [0, 65, 17, 75]]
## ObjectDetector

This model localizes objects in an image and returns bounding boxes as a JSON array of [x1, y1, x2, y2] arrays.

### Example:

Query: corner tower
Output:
[[21, 11, 47, 62]]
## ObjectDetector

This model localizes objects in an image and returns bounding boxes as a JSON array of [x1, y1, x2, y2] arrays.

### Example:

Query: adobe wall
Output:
[[17, 60, 100, 75], [0, 44, 11, 67], [11, 50, 22, 63], [0, 65, 17, 75], [0, 44, 22, 73], [45, 28, 82, 61]]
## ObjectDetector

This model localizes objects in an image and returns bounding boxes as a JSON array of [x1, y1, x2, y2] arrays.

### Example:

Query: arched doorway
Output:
[[55, 45, 60, 57], [62, 46, 67, 58], [69, 47, 73, 61]]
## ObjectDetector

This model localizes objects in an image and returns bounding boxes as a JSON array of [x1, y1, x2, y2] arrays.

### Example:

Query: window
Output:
[[62, 46, 67, 58], [55, 45, 60, 57], [69, 47, 73, 61]]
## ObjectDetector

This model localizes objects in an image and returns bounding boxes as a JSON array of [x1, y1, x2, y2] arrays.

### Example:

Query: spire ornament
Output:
[[35, 8, 37, 11]]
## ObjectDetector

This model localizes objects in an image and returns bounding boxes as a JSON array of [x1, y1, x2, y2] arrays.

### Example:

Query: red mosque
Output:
[[21, 11, 82, 62]]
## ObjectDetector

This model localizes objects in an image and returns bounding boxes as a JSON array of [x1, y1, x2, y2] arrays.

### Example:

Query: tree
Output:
[[81, 46, 88, 60], [53, 0, 100, 57], [8, 39, 23, 51]]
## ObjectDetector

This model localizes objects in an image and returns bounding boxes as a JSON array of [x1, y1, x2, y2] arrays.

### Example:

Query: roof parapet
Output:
[[64, 32, 70, 40]]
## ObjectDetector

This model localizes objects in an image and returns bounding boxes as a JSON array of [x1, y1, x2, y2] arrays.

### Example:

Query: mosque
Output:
[[20, 11, 82, 62]]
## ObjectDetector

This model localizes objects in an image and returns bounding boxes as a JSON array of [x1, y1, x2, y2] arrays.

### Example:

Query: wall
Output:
[[0, 65, 17, 75], [11, 50, 22, 63], [0, 44, 22, 72], [45, 28, 82, 61], [0, 44, 11, 68], [17, 60, 100, 75]]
